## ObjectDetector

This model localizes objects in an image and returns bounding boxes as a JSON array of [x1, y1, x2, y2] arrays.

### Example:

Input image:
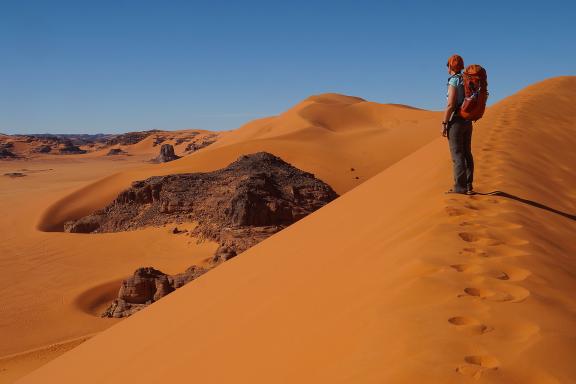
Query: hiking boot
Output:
[[445, 188, 467, 195]]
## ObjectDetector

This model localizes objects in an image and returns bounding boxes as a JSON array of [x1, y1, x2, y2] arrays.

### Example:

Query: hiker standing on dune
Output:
[[442, 54, 474, 195], [442, 55, 489, 195]]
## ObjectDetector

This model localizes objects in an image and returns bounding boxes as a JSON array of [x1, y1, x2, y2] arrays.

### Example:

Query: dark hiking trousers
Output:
[[448, 116, 474, 192]]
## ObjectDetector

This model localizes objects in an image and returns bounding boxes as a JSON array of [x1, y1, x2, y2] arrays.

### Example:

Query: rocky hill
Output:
[[65, 152, 338, 254], [65, 152, 338, 317]]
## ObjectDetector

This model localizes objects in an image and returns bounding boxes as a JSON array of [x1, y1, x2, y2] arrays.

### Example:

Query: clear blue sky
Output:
[[1, 0, 574, 134]]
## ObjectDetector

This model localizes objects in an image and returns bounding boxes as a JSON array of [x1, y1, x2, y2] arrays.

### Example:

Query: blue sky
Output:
[[1, 1, 575, 134]]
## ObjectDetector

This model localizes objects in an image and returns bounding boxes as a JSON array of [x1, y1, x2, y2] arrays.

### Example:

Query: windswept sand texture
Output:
[[1, 95, 442, 382], [16, 78, 576, 383]]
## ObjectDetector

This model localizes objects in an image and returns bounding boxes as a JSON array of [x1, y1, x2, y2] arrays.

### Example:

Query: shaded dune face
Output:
[[73, 279, 125, 316], [16, 77, 576, 384]]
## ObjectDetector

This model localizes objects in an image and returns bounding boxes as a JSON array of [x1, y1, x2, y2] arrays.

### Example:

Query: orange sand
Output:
[[1, 95, 441, 382], [0, 155, 219, 383], [15, 77, 576, 383]]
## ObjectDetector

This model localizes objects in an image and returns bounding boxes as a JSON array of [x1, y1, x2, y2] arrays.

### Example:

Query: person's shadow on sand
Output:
[[474, 191, 576, 222]]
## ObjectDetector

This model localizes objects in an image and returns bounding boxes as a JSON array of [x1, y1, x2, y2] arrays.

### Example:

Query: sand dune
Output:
[[18, 78, 576, 383], [0, 156, 219, 383], [1, 94, 442, 382], [37, 94, 441, 231]]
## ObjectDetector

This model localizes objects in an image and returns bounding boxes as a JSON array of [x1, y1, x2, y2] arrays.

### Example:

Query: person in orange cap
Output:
[[443, 54, 474, 195]]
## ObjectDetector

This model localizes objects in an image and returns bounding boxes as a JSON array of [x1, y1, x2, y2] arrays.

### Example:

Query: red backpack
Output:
[[459, 65, 488, 121]]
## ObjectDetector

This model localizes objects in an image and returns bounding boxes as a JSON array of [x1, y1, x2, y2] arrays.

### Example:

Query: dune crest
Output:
[[36, 94, 441, 232], [18, 78, 576, 383]]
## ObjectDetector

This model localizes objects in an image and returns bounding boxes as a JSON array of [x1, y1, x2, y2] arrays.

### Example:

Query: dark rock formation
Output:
[[153, 143, 180, 163], [34, 145, 52, 153], [102, 265, 208, 318], [106, 148, 127, 156], [65, 152, 338, 258], [59, 140, 87, 154], [172, 226, 187, 234], [69, 152, 338, 317], [4, 172, 26, 177], [175, 136, 192, 145], [0, 148, 17, 159], [212, 245, 237, 264], [184, 133, 217, 153], [106, 130, 161, 146], [152, 137, 166, 146]]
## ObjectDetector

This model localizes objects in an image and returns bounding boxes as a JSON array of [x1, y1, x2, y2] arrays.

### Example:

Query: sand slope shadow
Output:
[[476, 191, 576, 221]]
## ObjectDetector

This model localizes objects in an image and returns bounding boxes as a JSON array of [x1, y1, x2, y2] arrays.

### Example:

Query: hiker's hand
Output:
[[441, 124, 448, 137]]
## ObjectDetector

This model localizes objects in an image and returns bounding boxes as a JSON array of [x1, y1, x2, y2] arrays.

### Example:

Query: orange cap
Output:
[[447, 54, 464, 72]]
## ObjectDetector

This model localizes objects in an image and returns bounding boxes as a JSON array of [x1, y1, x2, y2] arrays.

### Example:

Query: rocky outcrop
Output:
[[102, 265, 208, 318], [34, 145, 52, 153], [106, 130, 160, 146], [106, 148, 127, 156], [65, 152, 338, 257], [184, 133, 217, 153], [0, 148, 17, 159], [153, 137, 166, 146], [69, 152, 338, 317], [153, 144, 180, 163], [58, 140, 87, 154]]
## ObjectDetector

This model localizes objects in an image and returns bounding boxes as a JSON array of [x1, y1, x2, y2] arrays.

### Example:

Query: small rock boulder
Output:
[[102, 265, 208, 318], [154, 144, 180, 163]]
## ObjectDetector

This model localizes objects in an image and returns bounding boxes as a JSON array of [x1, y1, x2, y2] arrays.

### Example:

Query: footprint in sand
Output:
[[488, 267, 531, 282], [448, 316, 494, 335], [469, 195, 501, 205], [459, 247, 490, 258], [449, 264, 482, 274], [461, 202, 481, 211], [465, 355, 500, 369], [458, 232, 504, 246], [460, 285, 530, 303], [445, 206, 471, 217], [456, 355, 500, 379]]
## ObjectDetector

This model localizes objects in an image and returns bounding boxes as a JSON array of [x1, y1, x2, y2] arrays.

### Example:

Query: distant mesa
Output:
[[153, 143, 180, 163], [105, 130, 161, 146], [0, 130, 219, 160]]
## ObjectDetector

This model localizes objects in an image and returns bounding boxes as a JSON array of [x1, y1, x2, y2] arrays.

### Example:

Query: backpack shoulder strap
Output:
[[447, 73, 463, 87]]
